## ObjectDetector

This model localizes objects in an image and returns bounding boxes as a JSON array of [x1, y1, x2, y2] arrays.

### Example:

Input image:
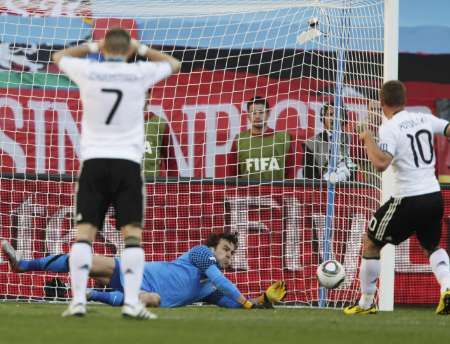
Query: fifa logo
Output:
[[245, 158, 280, 172]]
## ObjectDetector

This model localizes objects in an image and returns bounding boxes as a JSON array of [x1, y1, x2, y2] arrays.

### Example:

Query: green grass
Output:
[[0, 303, 449, 344]]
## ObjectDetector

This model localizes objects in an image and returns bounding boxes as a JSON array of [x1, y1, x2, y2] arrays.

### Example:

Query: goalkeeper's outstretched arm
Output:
[[204, 264, 254, 308], [202, 280, 287, 309]]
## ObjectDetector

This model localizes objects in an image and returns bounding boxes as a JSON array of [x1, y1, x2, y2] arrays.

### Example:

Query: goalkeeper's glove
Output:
[[242, 300, 272, 309], [262, 281, 287, 304]]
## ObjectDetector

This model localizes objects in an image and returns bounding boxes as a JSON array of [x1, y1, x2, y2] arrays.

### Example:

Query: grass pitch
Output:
[[0, 303, 449, 344]]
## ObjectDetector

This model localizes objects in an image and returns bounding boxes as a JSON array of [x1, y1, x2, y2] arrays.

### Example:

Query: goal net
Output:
[[0, 0, 391, 308]]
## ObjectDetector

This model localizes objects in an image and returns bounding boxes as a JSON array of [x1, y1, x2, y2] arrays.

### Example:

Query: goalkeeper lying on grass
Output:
[[1, 233, 286, 309]]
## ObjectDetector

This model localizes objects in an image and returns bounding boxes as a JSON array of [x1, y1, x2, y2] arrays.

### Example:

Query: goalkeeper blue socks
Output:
[[89, 290, 124, 306], [18, 254, 69, 273]]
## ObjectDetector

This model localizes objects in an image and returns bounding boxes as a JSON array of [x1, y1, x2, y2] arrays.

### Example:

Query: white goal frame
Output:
[[379, 0, 399, 312]]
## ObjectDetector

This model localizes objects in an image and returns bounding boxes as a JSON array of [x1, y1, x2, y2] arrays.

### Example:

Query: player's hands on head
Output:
[[130, 39, 149, 57], [130, 39, 140, 53]]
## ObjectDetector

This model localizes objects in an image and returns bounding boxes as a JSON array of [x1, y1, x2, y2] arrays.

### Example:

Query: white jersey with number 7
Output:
[[378, 110, 449, 198], [58, 56, 172, 164]]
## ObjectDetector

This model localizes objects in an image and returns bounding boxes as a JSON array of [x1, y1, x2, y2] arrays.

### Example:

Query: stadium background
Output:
[[0, 0, 449, 306]]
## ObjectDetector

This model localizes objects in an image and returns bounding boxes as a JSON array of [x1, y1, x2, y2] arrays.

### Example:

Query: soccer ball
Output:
[[316, 260, 345, 289]]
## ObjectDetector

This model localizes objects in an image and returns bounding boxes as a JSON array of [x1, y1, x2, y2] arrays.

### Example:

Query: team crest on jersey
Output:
[[245, 158, 280, 172]]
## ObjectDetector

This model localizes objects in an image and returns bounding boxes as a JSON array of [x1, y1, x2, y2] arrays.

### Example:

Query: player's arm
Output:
[[202, 290, 242, 308], [203, 281, 286, 309], [203, 264, 253, 308], [428, 114, 450, 138], [190, 246, 253, 308], [144, 47, 181, 73], [52, 41, 100, 65], [132, 39, 181, 73], [356, 123, 393, 172]]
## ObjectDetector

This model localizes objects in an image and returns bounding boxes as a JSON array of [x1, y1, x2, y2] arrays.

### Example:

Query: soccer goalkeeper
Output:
[[1, 233, 286, 309]]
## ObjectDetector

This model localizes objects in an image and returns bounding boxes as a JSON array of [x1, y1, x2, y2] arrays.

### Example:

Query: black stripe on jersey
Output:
[[443, 122, 450, 136]]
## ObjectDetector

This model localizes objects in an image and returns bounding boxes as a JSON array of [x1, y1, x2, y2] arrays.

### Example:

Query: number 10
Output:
[[406, 129, 433, 167]]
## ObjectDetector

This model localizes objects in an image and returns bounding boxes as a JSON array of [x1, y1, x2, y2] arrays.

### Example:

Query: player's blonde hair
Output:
[[103, 28, 131, 55]]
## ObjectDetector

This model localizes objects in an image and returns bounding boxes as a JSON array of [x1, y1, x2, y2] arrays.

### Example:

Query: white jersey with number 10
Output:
[[58, 56, 172, 164], [378, 110, 449, 198]]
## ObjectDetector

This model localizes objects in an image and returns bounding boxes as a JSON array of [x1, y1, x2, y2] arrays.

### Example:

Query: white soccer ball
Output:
[[316, 260, 346, 289]]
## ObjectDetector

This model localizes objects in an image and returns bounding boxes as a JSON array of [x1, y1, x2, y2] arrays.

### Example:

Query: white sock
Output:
[[69, 242, 92, 305], [358, 258, 380, 309], [429, 248, 450, 293], [121, 247, 144, 306]]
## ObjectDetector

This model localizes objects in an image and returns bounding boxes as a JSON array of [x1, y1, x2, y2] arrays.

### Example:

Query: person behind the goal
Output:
[[344, 80, 450, 315], [143, 109, 178, 178], [52, 28, 181, 319], [303, 101, 357, 182], [1, 233, 286, 309], [227, 96, 296, 181]]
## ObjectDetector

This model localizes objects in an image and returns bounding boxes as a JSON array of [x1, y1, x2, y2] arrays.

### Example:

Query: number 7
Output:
[[101, 88, 123, 125]]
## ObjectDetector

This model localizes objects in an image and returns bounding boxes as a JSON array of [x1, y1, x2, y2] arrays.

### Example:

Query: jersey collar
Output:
[[250, 127, 275, 137]]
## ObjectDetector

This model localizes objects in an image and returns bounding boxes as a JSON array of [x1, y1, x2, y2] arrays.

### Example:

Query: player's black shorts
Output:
[[75, 158, 144, 230], [367, 191, 443, 250]]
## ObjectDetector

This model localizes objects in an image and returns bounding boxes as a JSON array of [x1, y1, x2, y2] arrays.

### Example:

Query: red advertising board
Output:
[[1, 76, 450, 178], [0, 178, 448, 305]]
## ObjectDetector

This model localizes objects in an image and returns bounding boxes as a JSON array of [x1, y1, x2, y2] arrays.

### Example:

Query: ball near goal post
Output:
[[317, 260, 346, 289]]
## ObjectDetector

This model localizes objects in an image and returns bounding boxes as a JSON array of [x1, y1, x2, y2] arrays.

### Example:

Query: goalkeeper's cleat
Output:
[[435, 289, 450, 315], [1, 240, 23, 272], [62, 302, 86, 317], [122, 302, 157, 320], [343, 303, 377, 315]]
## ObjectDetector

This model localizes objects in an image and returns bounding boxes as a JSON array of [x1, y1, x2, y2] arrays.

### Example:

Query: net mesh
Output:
[[2, 0, 432, 308]]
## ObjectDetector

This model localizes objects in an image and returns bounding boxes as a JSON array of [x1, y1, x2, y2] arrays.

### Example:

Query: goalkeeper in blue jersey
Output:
[[1, 233, 286, 309]]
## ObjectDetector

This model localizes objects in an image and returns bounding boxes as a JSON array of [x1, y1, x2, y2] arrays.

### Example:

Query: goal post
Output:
[[378, 0, 399, 312], [0, 0, 399, 308]]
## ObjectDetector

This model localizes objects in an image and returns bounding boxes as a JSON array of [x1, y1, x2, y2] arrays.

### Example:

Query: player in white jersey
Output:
[[52, 28, 181, 319], [344, 80, 450, 315]]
